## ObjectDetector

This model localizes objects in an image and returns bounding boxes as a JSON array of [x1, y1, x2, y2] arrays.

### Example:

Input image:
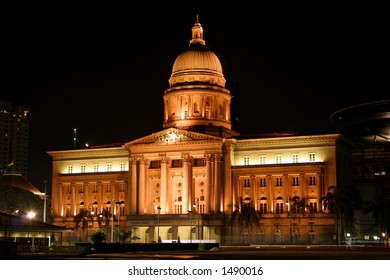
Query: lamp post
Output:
[[117, 202, 121, 242], [27, 211, 36, 252], [155, 206, 161, 243], [285, 195, 292, 243], [189, 210, 193, 243]]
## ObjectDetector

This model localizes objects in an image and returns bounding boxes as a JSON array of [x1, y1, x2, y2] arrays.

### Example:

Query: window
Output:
[[275, 154, 282, 164], [276, 202, 284, 214], [107, 163, 112, 172], [171, 159, 183, 168], [175, 205, 182, 214], [309, 202, 317, 213], [276, 177, 283, 187], [67, 165, 73, 174], [292, 154, 299, 163], [193, 158, 206, 166], [309, 176, 316, 185], [309, 153, 316, 162], [80, 164, 86, 173], [243, 178, 251, 188], [259, 178, 266, 187], [150, 160, 161, 169], [199, 204, 205, 213], [259, 155, 266, 165], [93, 164, 99, 173], [120, 163, 126, 171], [243, 156, 250, 165], [259, 202, 267, 214], [292, 177, 299, 186]]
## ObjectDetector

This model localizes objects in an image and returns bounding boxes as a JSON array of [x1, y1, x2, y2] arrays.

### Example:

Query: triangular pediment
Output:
[[124, 128, 223, 147]]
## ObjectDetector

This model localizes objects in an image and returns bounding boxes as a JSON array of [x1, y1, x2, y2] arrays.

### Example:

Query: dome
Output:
[[168, 18, 226, 88]]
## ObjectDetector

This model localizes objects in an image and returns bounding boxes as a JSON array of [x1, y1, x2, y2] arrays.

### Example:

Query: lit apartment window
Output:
[[259, 155, 266, 165], [292, 154, 299, 163], [120, 163, 126, 171], [80, 164, 86, 173], [292, 177, 299, 186], [276, 177, 283, 187], [94, 164, 99, 173], [107, 163, 112, 172], [243, 156, 250, 165], [259, 178, 266, 187], [309, 176, 316, 185], [275, 154, 282, 164], [309, 153, 316, 162], [243, 178, 251, 188], [67, 165, 73, 174]]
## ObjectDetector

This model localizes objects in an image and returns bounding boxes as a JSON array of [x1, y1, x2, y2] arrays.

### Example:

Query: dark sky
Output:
[[1, 5, 389, 190]]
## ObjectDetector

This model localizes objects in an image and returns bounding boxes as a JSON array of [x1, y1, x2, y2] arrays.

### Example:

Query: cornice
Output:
[[235, 134, 342, 148], [48, 147, 128, 160]]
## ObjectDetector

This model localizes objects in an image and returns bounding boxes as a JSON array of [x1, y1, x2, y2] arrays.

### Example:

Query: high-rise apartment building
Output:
[[0, 101, 30, 177]]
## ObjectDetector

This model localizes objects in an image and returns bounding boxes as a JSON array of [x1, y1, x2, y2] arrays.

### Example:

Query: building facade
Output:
[[48, 18, 353, 244], [0, 101, 30, 177]]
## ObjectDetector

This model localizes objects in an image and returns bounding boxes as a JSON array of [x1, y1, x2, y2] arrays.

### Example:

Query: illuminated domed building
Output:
[[48, 17, 353, 245]]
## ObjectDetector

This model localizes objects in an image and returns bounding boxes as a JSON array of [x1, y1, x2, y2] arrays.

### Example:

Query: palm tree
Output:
[[74, 209, 94, 242], [97, 209, 115, 234], [321, 185, 362, 244], [233, 197, 261, 243], [114, 228, 132, 244]]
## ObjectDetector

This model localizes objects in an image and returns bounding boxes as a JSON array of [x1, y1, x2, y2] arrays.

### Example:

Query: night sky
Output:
[[1, 5, 389, 191]]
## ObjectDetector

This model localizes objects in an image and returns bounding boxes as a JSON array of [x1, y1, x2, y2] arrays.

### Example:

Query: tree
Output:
[[114, 228, 132, 244], [74, 209, 93, 242], [233, 197, 261, 243], [321, 185, 362, 244], [90, 229, 107, 244], [97, 209, 113, 232]]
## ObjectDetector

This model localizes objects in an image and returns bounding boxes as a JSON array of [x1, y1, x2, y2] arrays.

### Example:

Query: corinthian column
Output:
[[182, 156, 193, 213], [129, 158, 138, 214], [160, 157, 170, 213], [214, 153, 222, 212], [139, 158, 148, 214]]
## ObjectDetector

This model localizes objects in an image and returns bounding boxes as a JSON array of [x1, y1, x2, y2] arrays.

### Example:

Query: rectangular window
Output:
[[243, 156, 250, 165], [243, 178, 251, 188], [193, 158, 206, 166], [67, 165, 73, 174], [309, 202, 317, 213], [80, 164, 86, 173], [120, 163, 126, 171], [93, 164, 99, 173], [259, 178, 266, 187], [150, 160, 161, 169], [292, 154, 299, 163], [107, 163, 112, 172], [309, 176, 316, 185], [276, 177, 283, 187], [292, 177, 299, 186], [276, 203, 284, 214], [275, 154, 282, 164], [199, 204, 205, 214], [259, 203, 267, 214], [259, 155, 266, 165], [309, 153, 316, 162], [175, 205, 182, 214], [171, 159, 183, 168]]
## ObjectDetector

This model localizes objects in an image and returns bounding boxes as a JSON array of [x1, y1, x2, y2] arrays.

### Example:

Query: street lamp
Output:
[[43, 181, 47, 223], [155, 206, 161, 243], [116, 202, 121, 242], [285, 196, 292, 243], [189, 210, 193, 243]]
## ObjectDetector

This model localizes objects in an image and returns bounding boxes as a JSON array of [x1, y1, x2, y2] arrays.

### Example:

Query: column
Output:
[[182, 156, 190, 213], [71, 183, 76, 216], [205, 154, 213, 213], [214, 154, 222, 212], [59, 184, 63, 217], [160, 157, 169, 213], [139, 158, 147, 214], [130, 158, 138, 214]]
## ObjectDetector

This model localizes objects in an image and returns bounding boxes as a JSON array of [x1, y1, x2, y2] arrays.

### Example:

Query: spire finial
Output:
[[189, 15, 205, 46]]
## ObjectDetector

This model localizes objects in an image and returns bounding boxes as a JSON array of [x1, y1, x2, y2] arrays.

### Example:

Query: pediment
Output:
[[123, 128, 223, 147]]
